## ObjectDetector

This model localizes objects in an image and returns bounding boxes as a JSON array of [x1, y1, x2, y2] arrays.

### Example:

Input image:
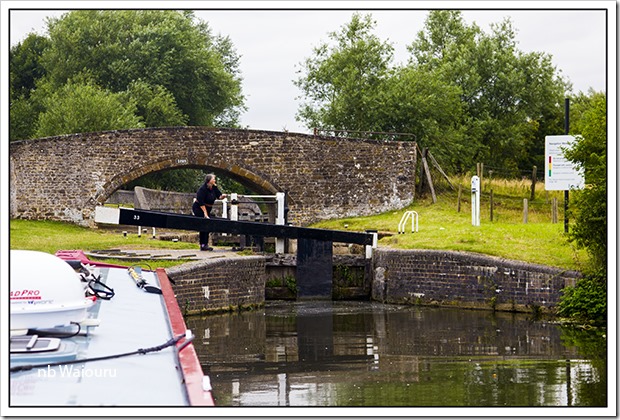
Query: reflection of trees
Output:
[[186, 303, 606, 406], [559, 326, 607, 406]]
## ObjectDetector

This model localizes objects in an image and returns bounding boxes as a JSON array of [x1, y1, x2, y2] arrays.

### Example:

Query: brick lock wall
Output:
[[10, 127, 417, 227], [165, 256, 266, 315], [372, 249, 580, 312], [163, 249, 579, 316]]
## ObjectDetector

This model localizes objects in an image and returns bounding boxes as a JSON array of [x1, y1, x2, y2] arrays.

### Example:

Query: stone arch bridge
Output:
[[9, 127, 417, 227]]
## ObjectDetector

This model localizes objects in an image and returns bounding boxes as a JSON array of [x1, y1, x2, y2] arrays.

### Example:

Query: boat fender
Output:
[[128, 266, 162, 294]]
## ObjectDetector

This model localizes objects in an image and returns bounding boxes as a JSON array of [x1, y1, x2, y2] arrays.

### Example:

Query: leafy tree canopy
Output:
[[296, 11, 573, 175], [10, 10, 245, 141], [43, 10, 245, 126], [34, 76, 144, 137], [556, 91, 606, 324], [409, 11, 571, 173], [9, 33, 49, 100], [565, 92, 607, 269], [294, 13, 395, 133]]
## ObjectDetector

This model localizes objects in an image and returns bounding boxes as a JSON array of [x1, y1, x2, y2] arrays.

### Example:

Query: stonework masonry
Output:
[[372, 249, 580, 312], [165, 256, 265, 315], [9, 127, 417, 227], [164, 249, 580, 315]]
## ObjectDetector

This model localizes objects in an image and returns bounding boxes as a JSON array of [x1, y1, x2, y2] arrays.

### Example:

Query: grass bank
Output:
[[9, 177, 587, 271], [310, 177, 587, 271], [9, 219, 198, 269]]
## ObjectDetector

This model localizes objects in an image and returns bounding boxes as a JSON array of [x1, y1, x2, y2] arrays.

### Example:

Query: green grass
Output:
[[9, 177, 588, 271], [310, 181, 587, 271], [9, 219, 198, 268]]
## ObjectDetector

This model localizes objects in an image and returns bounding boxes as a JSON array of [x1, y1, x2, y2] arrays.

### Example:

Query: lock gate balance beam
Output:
[[95, 206, 376, 300], [95, 207, 374, 246]]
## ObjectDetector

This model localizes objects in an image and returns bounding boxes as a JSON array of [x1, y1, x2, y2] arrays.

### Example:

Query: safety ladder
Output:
[[398, 211, 419, 234]]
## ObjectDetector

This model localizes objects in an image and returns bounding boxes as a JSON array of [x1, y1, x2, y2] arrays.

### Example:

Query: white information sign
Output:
[[544, 135, 584, 191]]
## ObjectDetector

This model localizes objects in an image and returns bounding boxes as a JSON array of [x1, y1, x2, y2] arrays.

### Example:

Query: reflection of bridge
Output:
[[9, 127, 417, 227]]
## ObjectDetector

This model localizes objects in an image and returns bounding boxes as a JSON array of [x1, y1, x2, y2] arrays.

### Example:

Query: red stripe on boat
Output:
[[56, 250, 215, 406], [55, 250, 129, 269], [157, 268, 216, 406]]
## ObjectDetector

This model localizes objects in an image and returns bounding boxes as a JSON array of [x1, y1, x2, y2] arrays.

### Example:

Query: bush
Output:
[[558, 268, 606, 324]]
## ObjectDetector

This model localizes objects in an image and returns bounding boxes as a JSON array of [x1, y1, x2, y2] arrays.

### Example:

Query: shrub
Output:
[[558, 268, 606, 324]]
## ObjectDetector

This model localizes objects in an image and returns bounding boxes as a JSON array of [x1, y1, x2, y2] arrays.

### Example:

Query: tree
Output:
[[408, 11, 570, 175], [557, 91, 606, 324], [34, 77, 143, 137], [564, 92, 607, 268], [9, 10, 247, 193], [294, 13, 394, 133], [42, 10, 244, 126], [377, 66, 469, 169], [210, 33, 247, 127], [295, 11, 569, 174], [569, 89, 605, 134], [9, 33, 49, 100], [294, 12, 469, 173], [9, 33, 49, 140], [9, 10, 245, 141], [125, 80, 188, 127]]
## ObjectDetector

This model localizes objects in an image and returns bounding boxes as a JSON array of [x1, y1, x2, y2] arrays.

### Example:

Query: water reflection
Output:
[[186, 301, 606, 407]]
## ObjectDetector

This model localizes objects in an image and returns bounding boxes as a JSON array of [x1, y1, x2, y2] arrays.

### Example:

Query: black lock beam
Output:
[[96, 207, 373, 245]]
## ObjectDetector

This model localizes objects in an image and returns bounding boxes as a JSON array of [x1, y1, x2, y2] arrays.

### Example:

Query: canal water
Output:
[[185, 301, 607, 408]]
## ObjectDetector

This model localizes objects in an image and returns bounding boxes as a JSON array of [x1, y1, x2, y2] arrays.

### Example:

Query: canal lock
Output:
[[265, 244, 371, 301]]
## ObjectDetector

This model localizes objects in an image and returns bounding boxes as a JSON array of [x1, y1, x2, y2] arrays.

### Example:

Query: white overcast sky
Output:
[[3, 1, 613, 134]]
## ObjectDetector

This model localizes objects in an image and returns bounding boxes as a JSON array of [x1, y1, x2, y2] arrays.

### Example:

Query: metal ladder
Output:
[[398, 211, 419, 234]]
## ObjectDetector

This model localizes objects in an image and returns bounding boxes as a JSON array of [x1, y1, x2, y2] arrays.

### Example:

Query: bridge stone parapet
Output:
[[9, 127, 417, 226]]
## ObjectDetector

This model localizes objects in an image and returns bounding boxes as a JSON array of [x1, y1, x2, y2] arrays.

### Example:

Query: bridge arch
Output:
[[10, 127, 417, 226], [97, 154, 283, 205]]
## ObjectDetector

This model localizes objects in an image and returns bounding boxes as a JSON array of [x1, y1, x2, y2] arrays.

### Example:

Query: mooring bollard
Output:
[[365, 230, 378, 259]]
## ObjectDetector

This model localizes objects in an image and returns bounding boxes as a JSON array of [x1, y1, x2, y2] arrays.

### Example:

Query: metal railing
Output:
[[313, 128, 416, 142], [398, 211, 419, 234], [228, 193, 286, 253]]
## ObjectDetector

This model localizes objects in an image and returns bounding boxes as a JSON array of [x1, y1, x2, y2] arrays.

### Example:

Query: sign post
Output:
[[544, 135, 584, 232], [544, 135, 584, 191]]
